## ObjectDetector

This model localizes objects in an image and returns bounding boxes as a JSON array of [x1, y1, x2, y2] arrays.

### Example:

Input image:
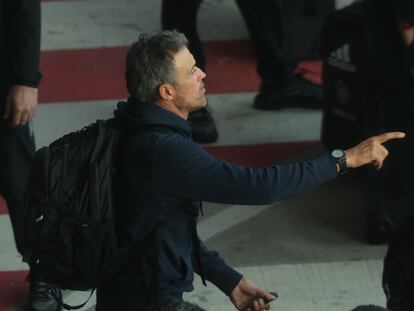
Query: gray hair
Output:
[[125, 30, 188, 102]]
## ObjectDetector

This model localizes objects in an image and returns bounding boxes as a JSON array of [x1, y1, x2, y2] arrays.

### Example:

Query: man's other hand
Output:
[[345, 132, 406, 170], [230, 277, 276, 311], [4, 85, 38, 126], [402, 27, 414, 46]]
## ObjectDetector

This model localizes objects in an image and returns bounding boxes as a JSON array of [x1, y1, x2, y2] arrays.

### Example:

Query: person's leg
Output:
[[235, 0, 296, 84], [235, 0, 322, 110], [96, 274, 151, 311], [147, 295, 205, 311], [161, 0, 205, 70], [0, 101, 61, 311], [0, 118, 35, 255], [161, 0, 218, 143]]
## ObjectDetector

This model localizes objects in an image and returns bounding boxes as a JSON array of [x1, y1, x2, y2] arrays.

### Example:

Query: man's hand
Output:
[[230, 277, 276, 311], [345, 132, 406, 170], [401, 27, 414, 46], [4, 85, 38, 127]]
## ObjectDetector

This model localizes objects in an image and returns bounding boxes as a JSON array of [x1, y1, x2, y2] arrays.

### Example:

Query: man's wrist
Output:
[[331, 149, 348, 174]]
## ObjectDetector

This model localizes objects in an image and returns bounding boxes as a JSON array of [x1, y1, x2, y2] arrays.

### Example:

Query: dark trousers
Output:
[[96, 271, 183, 311], [0, 100, 35, 255], [161, 0, 297, 84], [234, 0, 297, 83], [161, 0, 206, 70]]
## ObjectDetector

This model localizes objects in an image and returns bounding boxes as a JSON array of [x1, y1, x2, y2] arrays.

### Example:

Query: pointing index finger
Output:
[[376, 132, 406, 144]]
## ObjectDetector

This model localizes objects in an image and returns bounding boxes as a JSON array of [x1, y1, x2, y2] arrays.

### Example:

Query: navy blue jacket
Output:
[[97, 97, 338, 308]]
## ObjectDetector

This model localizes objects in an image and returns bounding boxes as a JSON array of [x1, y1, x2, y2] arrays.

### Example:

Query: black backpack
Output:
[[22, 116, 170, 308]]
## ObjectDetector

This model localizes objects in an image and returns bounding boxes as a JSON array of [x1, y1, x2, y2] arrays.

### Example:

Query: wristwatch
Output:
[[331, 149, 348, 174]]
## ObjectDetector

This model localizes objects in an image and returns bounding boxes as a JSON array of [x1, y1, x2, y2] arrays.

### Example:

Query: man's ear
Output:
[[158, 83, 175, 101]]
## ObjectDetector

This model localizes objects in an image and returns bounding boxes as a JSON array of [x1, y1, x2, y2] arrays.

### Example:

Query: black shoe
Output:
[[28, 277, 62, 311], [253, 75, 323, 110], [188, 107, 218, 144]]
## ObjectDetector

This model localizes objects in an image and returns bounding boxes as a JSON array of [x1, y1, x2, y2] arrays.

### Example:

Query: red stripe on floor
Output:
[[203, 40, 259, 94], [39, 40, 321, 103], [296, 60, 322, 85], [39, 46, 128, 103], [205, 141, 319, 167], [0, 271, 28, 311], [0, 196, 7, 215]]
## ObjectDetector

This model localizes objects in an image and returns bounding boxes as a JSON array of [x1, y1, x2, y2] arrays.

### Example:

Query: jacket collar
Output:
[[115, 97, 192, 138]]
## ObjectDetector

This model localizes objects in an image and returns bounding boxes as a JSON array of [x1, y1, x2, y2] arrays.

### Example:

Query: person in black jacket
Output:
[[96, 30, 405, 311], [0, 1, 61, 310]]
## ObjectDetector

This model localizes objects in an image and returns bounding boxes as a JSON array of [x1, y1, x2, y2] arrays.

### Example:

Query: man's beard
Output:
[[190, 94, 207, 112], [200, 93, 207, 107]]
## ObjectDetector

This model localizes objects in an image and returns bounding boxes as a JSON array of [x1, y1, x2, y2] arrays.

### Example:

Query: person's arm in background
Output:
[[399, 21, 414, 46], [4, 0, 41, 127], [395, 0, 414, 46]]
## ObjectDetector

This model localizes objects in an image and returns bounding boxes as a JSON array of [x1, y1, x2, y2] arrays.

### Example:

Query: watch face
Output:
[[332, 149, 344, 158]]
